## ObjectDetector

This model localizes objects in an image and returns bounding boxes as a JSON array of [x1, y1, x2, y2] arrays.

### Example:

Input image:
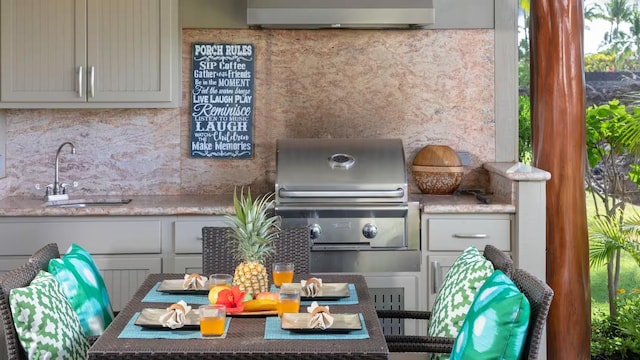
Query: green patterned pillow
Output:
[[450, 270, 530, 360], [9, 270, 89, 359], [427, 246, 494, 339], [49, 244, 114, 336]]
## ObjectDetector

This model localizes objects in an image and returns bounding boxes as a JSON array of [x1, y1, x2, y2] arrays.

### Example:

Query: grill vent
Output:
[[369, 287, 404, 335]]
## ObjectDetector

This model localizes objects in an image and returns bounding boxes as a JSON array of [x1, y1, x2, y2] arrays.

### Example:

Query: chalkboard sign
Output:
[[190, 43, 254, 159]]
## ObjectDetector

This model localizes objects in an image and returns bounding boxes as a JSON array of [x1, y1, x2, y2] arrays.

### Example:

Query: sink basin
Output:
[[44, 198, 132, 208]]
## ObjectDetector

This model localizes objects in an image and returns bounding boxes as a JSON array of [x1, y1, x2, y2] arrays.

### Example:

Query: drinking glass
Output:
[[209, 274, 233, 289], [272, 262, 294, 287], [277, 285, 300, 317], [199, 304, 226, 336]]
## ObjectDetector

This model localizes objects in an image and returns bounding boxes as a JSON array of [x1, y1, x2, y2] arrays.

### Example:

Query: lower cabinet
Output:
[[172, 216, 227, 273], [362, 272, 424, 336], [422, 213, 513, 310], [0, 257, 31, 274], [0, 216, 165, 312], [174, 256, 203, 274], [91, 256, 162, 312]]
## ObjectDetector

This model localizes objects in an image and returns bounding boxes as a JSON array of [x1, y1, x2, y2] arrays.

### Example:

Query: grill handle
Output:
[[278, 188, 405, 198]]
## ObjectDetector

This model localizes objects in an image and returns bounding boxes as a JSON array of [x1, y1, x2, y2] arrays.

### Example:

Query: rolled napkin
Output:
[[159, 300, 192, 329], [183, 273, 207, 290], [300, 277, 322, 297], [306, 301, 334, 330]]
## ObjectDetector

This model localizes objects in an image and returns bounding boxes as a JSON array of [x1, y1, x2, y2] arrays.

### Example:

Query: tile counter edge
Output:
[[1, 193, 516, 217], [412, 194, 515, 214], [0, 194, 235, 216]]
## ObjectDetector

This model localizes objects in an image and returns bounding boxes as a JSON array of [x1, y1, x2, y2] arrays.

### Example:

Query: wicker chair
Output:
[[0, 262, 39, 360], [28, 243, 61, 271], [28, 243, 104, 343], [376, 244, 514, 326], [381, 268, 554, 359], [202, 226, 310, 278]]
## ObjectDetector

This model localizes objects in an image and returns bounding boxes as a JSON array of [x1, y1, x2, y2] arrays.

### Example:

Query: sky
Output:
[[521, 0, 640, 55]]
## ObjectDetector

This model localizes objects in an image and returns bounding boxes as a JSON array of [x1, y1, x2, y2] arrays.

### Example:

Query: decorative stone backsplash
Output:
[[0, 29, 494, 198]]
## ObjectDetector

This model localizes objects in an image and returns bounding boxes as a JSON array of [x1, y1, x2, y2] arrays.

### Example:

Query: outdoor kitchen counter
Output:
[[0, 194, 235, 217], [412, 194, 515, 213], [0, 193, 514, 217]]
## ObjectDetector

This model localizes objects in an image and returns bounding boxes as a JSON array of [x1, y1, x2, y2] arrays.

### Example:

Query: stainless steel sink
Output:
[[44, 198, 132, 208]]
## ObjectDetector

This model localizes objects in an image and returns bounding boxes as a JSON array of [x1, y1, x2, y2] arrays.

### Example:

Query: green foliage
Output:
[[585, 100, 633, 169], [518, 95, 532, 164], [585, 52, 617, 71], [586, 100, 640, 318], [517, 61, 530, 89], [592, 291, 640, 359], [226, 187, 280, 263]]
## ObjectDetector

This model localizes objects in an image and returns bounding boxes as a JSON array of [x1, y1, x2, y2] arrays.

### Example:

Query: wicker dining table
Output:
[[88, 273, 389, 360]]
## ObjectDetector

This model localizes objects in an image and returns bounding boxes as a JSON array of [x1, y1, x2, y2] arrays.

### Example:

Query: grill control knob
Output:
[[309, 224, 322, 240], [362, 223, 378, 239]]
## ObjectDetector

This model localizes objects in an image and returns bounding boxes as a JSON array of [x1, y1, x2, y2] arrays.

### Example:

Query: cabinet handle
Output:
[[432, 261, 442, 294], [89, 66, 95, 98], [453, 233, 488, 239], [78, 66, 83, 98]]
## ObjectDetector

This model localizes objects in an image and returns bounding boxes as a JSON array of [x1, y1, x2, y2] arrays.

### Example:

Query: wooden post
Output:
[[530, 0, 591, 359]]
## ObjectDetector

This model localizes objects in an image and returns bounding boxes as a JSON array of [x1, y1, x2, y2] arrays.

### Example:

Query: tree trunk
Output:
[[530, 0, 591, 358]]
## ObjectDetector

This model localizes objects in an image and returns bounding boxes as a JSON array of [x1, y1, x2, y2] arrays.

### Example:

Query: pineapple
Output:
[[226, 187, 280, 296]]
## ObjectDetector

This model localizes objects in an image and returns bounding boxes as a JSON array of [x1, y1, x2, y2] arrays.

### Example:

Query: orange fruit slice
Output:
[[208, 285, 228, 304]]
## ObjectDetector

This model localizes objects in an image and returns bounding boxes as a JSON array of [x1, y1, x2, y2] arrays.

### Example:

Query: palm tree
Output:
[[629, 9, 640, 69], [588, 0, 634, 69], [590, 210, 640, 317]]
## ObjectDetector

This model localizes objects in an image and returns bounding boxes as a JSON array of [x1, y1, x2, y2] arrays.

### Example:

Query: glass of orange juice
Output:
[[272, 262, 294, 287], [199, 304, 226, 336], [209, 274, 233, 289], [277, 285, 300, 317]]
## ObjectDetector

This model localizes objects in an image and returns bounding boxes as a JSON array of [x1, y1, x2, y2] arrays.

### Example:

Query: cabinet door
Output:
[[1, 0, 86, 102], [174, 217, 227, 254], [0, 258, 30, 274], [364, 273, 424, 336], [425, 254, 457, 310], [92, 256, 162, 312], [173, 255, 203, 274], [86, 0, 175, 103]]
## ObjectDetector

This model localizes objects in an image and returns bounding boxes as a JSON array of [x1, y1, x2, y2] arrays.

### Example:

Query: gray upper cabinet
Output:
[[0, 0, 180, 108]]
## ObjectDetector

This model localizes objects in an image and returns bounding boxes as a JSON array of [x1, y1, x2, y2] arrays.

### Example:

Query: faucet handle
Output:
[[35, 184, 54, 196], [60, 181, 79, 195]]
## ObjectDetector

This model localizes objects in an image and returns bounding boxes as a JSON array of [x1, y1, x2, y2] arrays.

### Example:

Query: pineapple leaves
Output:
[[226, 187, 281, 263]]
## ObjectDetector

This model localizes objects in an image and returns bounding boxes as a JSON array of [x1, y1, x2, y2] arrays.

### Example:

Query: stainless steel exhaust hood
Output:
[[247, 0, 435, 29]]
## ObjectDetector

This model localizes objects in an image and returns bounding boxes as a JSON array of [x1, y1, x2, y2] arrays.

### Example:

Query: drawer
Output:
[[427, 214, 511, 251], [0, 217, 162, 255], [174, 217, 227, 254]]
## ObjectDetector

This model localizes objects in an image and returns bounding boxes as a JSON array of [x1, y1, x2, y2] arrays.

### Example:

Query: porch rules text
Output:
[[190, 43, 254, 159]]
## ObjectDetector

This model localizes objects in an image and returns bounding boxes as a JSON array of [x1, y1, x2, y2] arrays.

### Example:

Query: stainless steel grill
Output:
[[275, 138, 420, 273]]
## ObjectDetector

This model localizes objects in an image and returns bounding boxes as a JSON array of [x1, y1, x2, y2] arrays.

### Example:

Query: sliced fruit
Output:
[[208, 285, 229, 304]]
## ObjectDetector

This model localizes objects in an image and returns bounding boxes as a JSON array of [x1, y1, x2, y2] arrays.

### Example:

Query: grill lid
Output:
[[275, 138, 407, 202]]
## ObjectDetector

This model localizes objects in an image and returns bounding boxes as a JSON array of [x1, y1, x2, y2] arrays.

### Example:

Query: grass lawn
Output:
[[587, 192, 640, 314]]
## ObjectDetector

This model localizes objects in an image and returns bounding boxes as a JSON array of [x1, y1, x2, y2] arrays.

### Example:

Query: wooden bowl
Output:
[[412, 165, 464, 195], [412, 145, 464, 194], [413, 145, 462, 167]]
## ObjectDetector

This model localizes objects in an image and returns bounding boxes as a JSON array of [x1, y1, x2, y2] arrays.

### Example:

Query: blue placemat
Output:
[[141, 282, 210, 304], [264, 314, 369, 340], [270, 284, 359, 305], [118, 312, 231, 339]]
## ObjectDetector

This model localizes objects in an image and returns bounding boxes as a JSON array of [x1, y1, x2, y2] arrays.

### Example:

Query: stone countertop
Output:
[[412, 194, 515, 213], [0, 193, 515, 216], [484, 162, 551, 181], [0, 195, 235, 217]]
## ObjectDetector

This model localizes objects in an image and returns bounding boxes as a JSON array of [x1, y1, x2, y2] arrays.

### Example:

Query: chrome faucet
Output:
[[49, 142, 76, 199]]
